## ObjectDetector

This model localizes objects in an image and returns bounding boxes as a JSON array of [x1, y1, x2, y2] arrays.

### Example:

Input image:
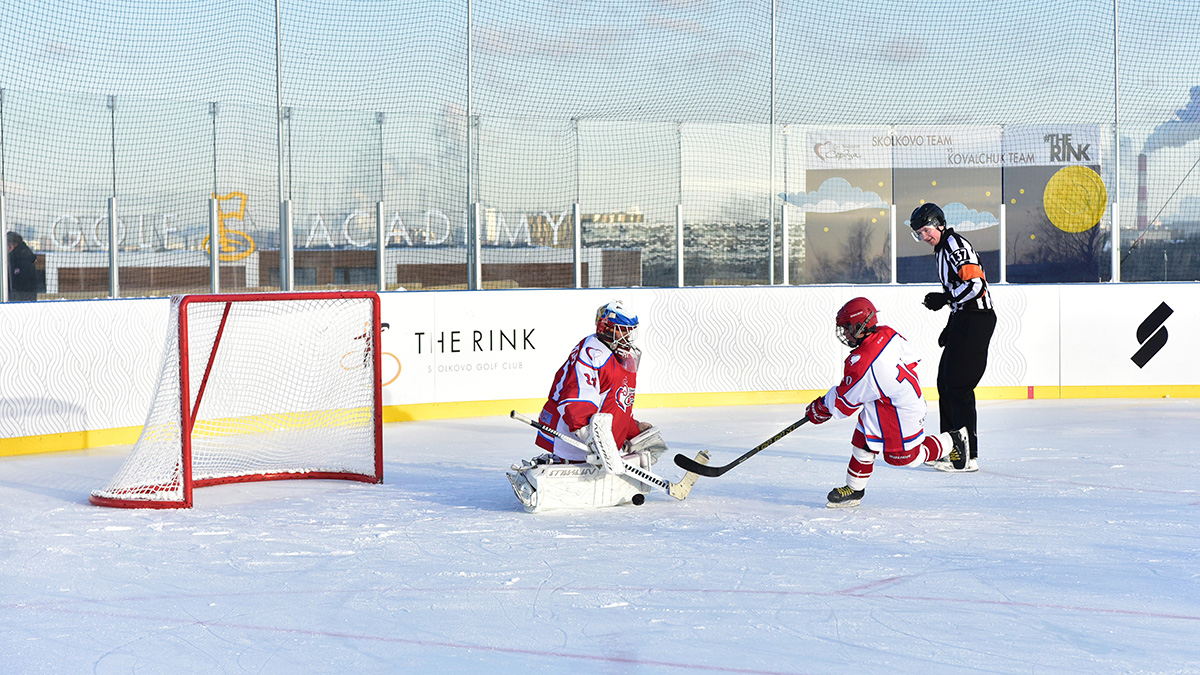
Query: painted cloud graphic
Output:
[[899, 202, 998, 232], [778, 177, 888, 213], [939, 202, 998, 232]]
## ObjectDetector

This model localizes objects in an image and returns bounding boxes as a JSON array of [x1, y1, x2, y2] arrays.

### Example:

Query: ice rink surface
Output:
[[1, 398, 1197, 674]]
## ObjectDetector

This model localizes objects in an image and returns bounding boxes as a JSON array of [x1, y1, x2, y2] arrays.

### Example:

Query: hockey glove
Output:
[[573, 424, 592, 445], [923, 291, 951, 311], [806, 396, 832, 425]]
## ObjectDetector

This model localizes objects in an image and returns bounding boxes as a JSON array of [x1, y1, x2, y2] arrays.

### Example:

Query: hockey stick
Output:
[[509, 411, 707, 500], [673, 416, 809, 477]]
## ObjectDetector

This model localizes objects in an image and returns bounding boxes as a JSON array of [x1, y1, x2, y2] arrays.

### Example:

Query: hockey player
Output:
[[910, 202, 996, 472], [806, 297, 968, 508], [508, 300, 667, 511]]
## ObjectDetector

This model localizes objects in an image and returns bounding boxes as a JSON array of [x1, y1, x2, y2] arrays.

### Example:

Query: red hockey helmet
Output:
[[836, 297, 878, 348]]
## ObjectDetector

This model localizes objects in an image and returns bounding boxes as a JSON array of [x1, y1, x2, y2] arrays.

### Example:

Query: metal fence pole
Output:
[[573, 202, 582, 288], [0, 89, 6, 302], [209, 197, 220, 293], [467, 202, 482, 290], [1111, 0, 1121, 282], [377, 111, 386, 292], [768, 0, 776, 286], [209, 102, 220, 294], [376, 201, 386, 292], [280, 199, 294, 291], [108, 197, 119, 298], [890, 204, 898, 284], [676, 204, 684, 288], [781, 203, 789, 286], [999, 203, 1008, 284], [1, 194, 9, 303], [107, 94, 118, 298], [275, 0, 289, 292]]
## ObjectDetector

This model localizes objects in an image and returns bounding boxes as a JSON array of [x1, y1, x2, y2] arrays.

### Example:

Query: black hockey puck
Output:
[[631, 493, 645, 506]]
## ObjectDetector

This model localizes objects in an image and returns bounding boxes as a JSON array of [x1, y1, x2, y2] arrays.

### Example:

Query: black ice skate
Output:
[[826, 485, 865, 508], [933, 427, 977, 472]]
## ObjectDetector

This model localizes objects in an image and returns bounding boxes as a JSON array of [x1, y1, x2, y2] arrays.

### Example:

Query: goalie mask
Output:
[[835, 297, 878, 348], [595, 300, 638, 357]]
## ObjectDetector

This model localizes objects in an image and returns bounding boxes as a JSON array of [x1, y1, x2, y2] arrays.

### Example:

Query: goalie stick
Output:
[[673, 417, 809, 477], [509, 411, 708, 500]]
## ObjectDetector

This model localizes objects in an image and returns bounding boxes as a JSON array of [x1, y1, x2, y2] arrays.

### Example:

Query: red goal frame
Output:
[[90, 291, 383, 508]]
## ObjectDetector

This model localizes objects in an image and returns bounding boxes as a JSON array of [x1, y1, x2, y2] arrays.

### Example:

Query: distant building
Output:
[[527, 210, 647, 247], [582, 211, 644, 225]]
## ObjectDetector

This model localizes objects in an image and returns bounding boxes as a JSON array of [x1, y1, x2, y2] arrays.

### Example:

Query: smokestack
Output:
[[1137, 153, 1148, 231]]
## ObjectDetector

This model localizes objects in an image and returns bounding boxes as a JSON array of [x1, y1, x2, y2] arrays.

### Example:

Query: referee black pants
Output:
[[937, 308, 996, 458]]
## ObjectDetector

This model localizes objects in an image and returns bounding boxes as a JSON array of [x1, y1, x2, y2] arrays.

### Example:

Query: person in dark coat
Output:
[[7, 232, 41, 302], [909, 203, 996, 472]]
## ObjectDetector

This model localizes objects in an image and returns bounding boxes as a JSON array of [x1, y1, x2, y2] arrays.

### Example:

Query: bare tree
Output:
[[1015, 215, 1106, 282], [805, 219, 890, 284]]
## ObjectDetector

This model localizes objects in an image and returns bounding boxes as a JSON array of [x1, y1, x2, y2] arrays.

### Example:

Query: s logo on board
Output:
[[1131, 302, 1172, 368]]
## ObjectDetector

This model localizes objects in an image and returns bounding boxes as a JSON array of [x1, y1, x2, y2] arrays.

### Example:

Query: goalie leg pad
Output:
[[507, 461, 647, 513], [587, 412, 625, 476]]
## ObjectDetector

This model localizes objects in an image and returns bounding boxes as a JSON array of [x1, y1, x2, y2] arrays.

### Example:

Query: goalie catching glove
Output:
[[806, 396, 832, 425]]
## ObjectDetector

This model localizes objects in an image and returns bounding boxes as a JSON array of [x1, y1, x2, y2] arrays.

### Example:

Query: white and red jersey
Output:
[[536, 334, 640, 461], [816, 325, 928, 453]]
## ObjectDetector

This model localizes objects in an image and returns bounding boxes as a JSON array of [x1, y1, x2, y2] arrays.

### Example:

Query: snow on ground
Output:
[[1, 398, 1197, 674]]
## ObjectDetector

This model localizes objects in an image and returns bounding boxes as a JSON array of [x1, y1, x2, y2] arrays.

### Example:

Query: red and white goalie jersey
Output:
[[816, 325, 928, 453], [536, 335, 641, 461]]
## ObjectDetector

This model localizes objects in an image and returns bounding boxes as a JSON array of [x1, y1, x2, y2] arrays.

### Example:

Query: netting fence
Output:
[[2, 0, 1199, 300]]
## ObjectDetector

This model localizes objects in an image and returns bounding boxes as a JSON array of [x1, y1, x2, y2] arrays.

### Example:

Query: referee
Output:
[[910, 203, 996, 472]]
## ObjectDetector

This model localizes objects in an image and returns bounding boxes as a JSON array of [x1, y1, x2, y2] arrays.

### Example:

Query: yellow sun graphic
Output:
[[1043, 166, 1108, 233]]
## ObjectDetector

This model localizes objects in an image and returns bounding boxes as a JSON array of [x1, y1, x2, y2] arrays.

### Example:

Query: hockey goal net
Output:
[[91, 292, 384, 508]]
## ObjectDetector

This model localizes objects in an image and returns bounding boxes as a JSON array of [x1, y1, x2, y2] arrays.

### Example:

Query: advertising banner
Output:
[[377, 289, 610, 406], [1058, 284, 1198, 386], [891, 125, 1004, 169], [1002, 124, 1104, 167], [377, 285, 1049, 403], [802, 125, 1102, 169], [0, 283, 1194, 448], [802, 127, 893, 170]]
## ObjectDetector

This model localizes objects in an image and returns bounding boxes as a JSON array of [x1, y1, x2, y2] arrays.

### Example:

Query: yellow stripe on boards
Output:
[[191, 408, 375, 438], [4, 386, 1198, 456], [0, 427, 143, 457], [1054, 385, 1200, 399]]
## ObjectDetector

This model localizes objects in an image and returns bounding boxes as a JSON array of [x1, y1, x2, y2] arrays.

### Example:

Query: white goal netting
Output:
[[91, 292, 382, 508]]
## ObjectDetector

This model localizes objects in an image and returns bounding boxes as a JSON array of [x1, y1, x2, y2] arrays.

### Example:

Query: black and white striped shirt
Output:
[[935, 228, 993, 312]]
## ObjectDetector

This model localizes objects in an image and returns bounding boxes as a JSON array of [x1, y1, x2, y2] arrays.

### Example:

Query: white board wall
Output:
[[0, 283, 1195, 448]]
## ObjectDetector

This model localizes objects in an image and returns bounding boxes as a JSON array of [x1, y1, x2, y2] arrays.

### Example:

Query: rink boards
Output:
[[0, 283, 1196, 454]]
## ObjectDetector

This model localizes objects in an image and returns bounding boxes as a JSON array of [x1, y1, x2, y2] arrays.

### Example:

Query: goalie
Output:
[[508, 300, 668, 512], [808, 297, 969, 508]]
